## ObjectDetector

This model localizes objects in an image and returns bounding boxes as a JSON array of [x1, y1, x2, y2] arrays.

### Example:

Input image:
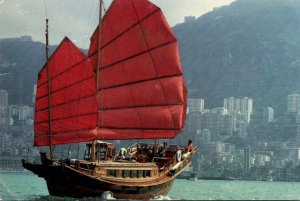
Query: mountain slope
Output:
[[1, 0, 300, 115], [173, 0, 300, 114]]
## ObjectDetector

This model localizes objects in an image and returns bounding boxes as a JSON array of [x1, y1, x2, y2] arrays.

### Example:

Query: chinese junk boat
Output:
[[22, 0, 195, 199]]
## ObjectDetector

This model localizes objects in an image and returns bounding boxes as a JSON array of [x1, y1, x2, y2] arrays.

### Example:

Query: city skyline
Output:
[[2, 88, 300, 182]]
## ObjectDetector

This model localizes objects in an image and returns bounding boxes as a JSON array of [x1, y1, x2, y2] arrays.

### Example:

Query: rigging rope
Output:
[[83, 0, 98, 50], [43, 0, 48, 20]]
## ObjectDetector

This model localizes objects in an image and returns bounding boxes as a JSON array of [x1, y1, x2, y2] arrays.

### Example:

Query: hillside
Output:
[[174, 0, 300, 114], [0, 37, 55, 106], [1, 0, 300, 115]]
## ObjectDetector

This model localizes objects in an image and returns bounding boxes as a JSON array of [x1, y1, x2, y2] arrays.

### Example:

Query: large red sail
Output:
[[34, 0, 187, 146], [34, 38, 98, 146]]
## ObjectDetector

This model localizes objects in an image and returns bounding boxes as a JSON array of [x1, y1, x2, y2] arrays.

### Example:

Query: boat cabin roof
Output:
[[86, 140, 112, 145]]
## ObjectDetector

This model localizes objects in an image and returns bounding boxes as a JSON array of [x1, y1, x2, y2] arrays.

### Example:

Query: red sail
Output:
[[34, 0, 187, 146], [34, 38, 98, 146]]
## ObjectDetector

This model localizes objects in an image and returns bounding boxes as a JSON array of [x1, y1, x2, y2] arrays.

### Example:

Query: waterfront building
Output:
[[0, 156, 25, 169], [254, 154, 270, 167], [0, 133, 13, 155], [244, 146, 251, 176]]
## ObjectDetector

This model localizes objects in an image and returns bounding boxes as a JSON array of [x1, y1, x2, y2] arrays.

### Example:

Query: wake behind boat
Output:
[[22, 0, 195, 199]]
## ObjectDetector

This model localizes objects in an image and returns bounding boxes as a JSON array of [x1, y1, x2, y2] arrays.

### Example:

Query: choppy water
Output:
[[1, 172, 300, 200]]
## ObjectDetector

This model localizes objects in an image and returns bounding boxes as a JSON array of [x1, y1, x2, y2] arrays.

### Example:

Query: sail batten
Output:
[[34, 0, 187, 147], [89, 8, 161, 57], [90, 39, 177, 71]]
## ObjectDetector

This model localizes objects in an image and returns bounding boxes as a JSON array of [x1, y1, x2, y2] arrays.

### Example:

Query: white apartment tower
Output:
[[224, 97, 253, 123], [263, 107, 274, 123], [188, 98, 204, 113]]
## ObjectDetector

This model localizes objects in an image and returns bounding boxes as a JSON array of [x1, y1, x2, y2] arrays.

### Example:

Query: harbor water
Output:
[[1, 172, 300, 200]]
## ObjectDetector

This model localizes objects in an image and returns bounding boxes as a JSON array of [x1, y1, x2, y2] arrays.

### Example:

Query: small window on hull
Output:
[[130, 170, 137, 178], [143, 170, 151, 178], [107, 169, 116, 177], [123, 170, 130, 178], [137, 170, 143, 178]]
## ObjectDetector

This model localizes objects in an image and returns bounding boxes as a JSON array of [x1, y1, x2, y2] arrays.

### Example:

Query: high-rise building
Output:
[[32, 84, 37, 104], [287, 94, 300, 113], [0, 89, 8, 107], [263, 107, 274, 124], [18, 105, 33, 121], [239, 121, 247, 138], [187, 109, 236, 141], [241, 97, 253, 123], [244, 146, 251, 176], [188, 98, 204, 113], [224, 97, 253, 123], [224, 97, 235, 112]]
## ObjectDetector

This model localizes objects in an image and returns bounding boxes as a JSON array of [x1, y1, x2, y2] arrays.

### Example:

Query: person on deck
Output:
[[187, 139, 193, 152], [182, 139, 194, 160]]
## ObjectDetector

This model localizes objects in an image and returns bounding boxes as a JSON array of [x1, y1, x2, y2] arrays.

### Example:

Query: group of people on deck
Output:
[[115, 139, 194, 162]]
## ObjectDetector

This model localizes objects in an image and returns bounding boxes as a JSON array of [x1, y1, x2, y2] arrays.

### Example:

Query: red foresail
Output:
[[34, 0, 187, 146], [34, 38, 98, 146]]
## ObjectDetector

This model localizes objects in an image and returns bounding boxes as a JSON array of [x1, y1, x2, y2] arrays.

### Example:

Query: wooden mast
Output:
[[45, 18, 53, 160], [93, 0, 103, 161]]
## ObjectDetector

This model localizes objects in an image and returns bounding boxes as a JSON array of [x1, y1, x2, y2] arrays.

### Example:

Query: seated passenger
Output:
[[119, 148, 127, 159], [115, 148, 128, 160]]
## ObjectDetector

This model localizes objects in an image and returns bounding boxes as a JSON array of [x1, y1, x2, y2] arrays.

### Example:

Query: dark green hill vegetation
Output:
[[174, 0, 300, 115], [0, 37, 56, 106]]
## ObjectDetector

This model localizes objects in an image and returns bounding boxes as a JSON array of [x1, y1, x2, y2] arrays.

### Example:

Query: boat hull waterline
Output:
[[22, 148, 195, 199]]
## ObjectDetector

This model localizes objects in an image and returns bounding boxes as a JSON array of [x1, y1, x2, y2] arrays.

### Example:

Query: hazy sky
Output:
[[0, 0, 235, 48]]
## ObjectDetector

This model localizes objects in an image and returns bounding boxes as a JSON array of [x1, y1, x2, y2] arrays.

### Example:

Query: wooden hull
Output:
[[22, 159, 175, 199], [22, 144, 196, 200]]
